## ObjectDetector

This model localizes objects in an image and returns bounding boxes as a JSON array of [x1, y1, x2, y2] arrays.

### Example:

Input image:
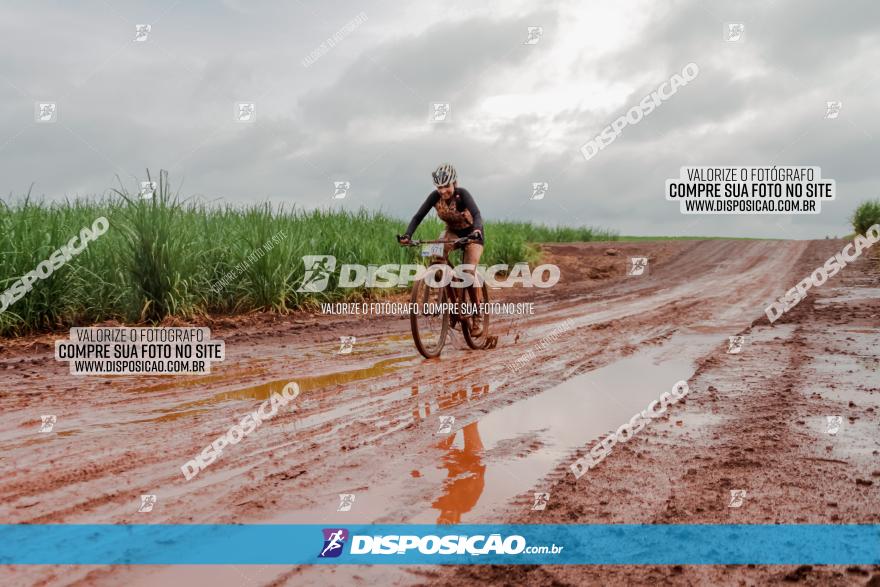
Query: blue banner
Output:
[[1, 524, 877, 565]]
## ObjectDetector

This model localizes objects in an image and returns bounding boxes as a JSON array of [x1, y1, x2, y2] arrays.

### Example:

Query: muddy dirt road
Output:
[[1, 239, 878, 586]]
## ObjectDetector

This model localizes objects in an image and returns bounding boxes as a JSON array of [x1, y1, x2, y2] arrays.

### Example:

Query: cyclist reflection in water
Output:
[[433, 422, 486, 524], [412, 383, 490, 524]]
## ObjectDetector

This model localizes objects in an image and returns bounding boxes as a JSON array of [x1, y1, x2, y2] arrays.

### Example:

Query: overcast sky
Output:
[[1, 0, 877, 238]]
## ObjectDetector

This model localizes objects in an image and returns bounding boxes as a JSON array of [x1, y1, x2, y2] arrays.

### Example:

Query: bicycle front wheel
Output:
[[462, 280, 491, 350], [410, 275, 449, 359]]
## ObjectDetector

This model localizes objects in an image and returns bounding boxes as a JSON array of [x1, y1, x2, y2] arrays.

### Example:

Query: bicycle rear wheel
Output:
[[462, 281, 491, 350], [410, 274, 449, 358]]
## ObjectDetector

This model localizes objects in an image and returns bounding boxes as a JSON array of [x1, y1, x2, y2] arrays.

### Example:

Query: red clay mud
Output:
[[1, 239, 878, 586]]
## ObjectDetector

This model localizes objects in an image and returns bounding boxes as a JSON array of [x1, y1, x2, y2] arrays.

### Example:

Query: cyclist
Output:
[[398, 163, 485, 335]]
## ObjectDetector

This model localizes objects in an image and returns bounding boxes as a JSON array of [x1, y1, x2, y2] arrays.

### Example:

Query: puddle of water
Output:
[[129, 333, 413, 395], [857, 356, 879, 372], [410, 334, 719, 523], [815, 288, 880, 306], [353, 333, 412, 345], [316, 333, 412, 356], [142, 356, 415, 423], [430, 421, 486, 524], [265, 334, 722, 525], [134, 367, 269, 394]]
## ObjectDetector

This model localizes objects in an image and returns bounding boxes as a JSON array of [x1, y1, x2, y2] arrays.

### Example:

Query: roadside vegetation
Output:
[[852, 198, 880, 269], [0, 171, 616, 336], [851, 199, 880, 236]]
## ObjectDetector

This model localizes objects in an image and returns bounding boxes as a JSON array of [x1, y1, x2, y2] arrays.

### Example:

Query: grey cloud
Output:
[[298, 12, 556, 131], [0, 0, 876, 240]]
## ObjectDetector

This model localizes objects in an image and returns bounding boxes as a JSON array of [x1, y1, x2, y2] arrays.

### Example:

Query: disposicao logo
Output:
[[764, 224, 879, 323], [319, 528, 349, 558], [296, 255, 560, 292], [316, 530, 564, 558], [298, 255, 337, 293]]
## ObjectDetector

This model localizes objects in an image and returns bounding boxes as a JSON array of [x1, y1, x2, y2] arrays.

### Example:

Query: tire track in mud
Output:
[[425, 240, 880, 587], [252, 242, 808, 528]]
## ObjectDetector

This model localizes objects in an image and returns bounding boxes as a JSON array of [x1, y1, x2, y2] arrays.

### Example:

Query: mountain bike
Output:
[[397, 234, 496, 358]]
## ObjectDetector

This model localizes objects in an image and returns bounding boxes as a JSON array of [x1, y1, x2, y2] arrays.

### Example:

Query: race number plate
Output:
[[421, 243, 445, 257]]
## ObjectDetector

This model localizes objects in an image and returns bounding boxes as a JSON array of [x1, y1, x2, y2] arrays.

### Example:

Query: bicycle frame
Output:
[[404, 236, 482, 313], [399, 234, 494, 357]]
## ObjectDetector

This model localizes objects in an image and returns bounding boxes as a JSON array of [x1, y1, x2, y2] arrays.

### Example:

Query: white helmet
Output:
[[431, 163, 457, 187]]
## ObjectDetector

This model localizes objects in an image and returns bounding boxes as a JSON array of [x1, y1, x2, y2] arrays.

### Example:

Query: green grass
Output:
[[852, 199, 880, 270], [0, 172, 616, 336], [851, 199, 880, 236]]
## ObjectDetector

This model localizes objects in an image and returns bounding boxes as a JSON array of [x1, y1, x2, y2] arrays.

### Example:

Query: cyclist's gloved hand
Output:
[[469, 229, 483, 242], [397, 234, 411, 245]]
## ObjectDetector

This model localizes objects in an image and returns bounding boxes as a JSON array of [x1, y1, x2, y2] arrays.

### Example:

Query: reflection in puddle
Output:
[[144, 356, 414, 423], [411, 383, 493, 523], [433, 423, 485, 524], [410, 382, 492, 423], [407, 337, 713, 523]]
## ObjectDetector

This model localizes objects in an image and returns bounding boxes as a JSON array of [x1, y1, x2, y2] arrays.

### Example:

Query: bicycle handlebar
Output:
[[396, 234, 480, 247]]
